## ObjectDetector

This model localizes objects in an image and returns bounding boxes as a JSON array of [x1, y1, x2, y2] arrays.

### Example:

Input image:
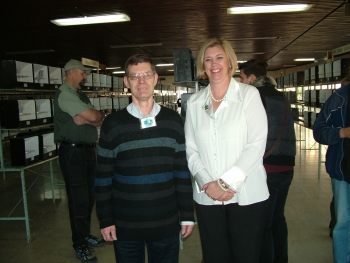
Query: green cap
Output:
[[64, 59, 92, 73]]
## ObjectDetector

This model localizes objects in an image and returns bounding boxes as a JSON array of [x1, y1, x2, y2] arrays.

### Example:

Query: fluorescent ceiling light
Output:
[[110, 43, 162, 48], [156, 63, 174, 67], [294, 58, 315, 61], [5, 49, 55, 55], [112, 71, 125, 74], [51, 13, 130, 26], [167, 69, 174, 72], [227, 4, 313, 14], [237, 60, 247, 63], [106, 67, 121, 70]]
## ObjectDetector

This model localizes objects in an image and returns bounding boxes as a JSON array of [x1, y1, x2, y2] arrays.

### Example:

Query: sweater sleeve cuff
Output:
[[99, 218, 115, 229]]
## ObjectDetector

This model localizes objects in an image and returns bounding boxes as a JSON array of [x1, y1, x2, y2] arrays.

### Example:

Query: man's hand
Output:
[[73, 115, 88, 125], [101, 225, 117, 241], [181, 224, 194, 239], [340, 127, 350, 138]]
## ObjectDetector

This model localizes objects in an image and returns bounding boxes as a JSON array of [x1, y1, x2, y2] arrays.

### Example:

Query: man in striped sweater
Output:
[[95, 54, 194, 263]]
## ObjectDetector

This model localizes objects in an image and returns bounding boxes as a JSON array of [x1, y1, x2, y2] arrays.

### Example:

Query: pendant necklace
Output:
[[209, 88, 225, 102]]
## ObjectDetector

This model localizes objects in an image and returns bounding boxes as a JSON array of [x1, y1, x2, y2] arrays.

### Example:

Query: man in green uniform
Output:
[[54, 59, 105, 263]]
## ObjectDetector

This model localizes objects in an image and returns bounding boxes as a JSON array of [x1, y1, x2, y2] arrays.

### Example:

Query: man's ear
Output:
[[123, 76, 129, 88], [250, 74, 257, 81]]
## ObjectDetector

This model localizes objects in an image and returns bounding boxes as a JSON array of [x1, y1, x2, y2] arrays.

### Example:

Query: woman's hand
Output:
[[203, 181, 235, 201]]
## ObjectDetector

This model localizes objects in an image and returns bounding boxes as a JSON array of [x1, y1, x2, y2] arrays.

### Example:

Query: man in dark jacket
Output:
[[313, 75, 350, 263], [240, 59, 296, 263]]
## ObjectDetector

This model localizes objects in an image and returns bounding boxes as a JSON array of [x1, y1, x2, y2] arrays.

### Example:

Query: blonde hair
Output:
[[196, 38, 237, 79]]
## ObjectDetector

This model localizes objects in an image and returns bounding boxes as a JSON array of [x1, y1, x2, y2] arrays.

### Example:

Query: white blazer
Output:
[[185, 77, 269, 206]]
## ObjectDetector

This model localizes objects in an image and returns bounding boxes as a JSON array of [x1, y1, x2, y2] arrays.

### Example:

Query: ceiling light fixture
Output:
[[294, 58, 315, 61], [106, 67, 121, 70], [156, 63, 174, 67], [5, 49, 55, 55], [51, 13, 130, 26], [227, 4, 313, 15], [112, 71, 125, 74], [167, 69, 174, 72], [110, 43, 162, 48]]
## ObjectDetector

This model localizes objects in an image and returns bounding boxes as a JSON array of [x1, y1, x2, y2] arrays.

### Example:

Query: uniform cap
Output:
[[64, 59, 92, 73]]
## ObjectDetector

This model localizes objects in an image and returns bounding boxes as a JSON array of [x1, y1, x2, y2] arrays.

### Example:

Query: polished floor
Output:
[[0, 124, 333, 263]]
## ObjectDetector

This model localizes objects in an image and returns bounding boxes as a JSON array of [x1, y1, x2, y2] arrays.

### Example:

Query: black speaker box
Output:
[[10, 135, 40, 166], [173, 48, 195, 82], [0, 60, 34, 89]]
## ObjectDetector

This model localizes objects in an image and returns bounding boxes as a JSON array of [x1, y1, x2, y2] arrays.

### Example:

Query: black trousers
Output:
[[195, 199, 270, 263], [260, 170, 293, 263], [59, 145, 96, 249]]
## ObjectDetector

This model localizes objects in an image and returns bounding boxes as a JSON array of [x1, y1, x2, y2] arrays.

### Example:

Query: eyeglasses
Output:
[[127, 72, 155, 81]]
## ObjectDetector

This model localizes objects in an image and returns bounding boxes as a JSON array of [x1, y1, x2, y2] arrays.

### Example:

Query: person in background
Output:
[[95, 53, 194, 263], [185, 38, 269, 263], [54, 59, 106, 263], [313, 73, 350, 263], [239, 59, 296, 263]]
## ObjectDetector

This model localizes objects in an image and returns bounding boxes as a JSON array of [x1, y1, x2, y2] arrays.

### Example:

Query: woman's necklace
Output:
[[209, 88, 225, 102]]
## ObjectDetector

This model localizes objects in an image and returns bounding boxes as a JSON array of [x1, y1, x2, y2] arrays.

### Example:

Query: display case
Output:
[[92, 73, 101, 91], [310, 66, 319, 84], [38, 131, 56, 160], [83, 74, 93, 91], [48, 66, 63, 89], [10, 135, 40, 166], [33, 63, 49, 89], [35, 99, 53, 125], [325, 62, 333, 82], [0, 60, 34, 89], [318, 64, 326, 83], [333, 59, 350, 82], [0, 99, 36, 128], [106, 75, 112, 90], [100, 74, 106, 89], [112, 97, 120, 111], [105, 97, 113, 113], [304, 68, 310, 85]]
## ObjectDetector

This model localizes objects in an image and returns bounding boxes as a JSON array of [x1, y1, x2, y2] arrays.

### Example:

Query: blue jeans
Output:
[[59, 145, 96, 249], [260, 170, 293, 263], [332, 178, 350, 263], [113, 235, 179, 263]]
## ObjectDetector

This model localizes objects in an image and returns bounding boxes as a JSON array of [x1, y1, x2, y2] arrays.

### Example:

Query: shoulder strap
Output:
[[263, 95, 289, 159]]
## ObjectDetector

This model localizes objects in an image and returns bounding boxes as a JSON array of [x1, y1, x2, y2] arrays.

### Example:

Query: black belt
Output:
[[60, 141, 96, 148]]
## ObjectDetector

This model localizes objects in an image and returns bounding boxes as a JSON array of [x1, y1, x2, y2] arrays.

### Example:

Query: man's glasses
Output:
[[127, 72, 155, 81]]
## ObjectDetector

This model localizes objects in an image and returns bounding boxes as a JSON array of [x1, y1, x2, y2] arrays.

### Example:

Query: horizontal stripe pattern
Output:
[[95, 107, 194, 241]]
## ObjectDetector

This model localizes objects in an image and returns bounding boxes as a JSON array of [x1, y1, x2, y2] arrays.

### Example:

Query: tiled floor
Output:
[[0, 124, 333, 263]]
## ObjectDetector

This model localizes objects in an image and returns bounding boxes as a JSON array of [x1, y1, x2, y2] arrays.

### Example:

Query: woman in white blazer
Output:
[[185, 38, 270, 263]]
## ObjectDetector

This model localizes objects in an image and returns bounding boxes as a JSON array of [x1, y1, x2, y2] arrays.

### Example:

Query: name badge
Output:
[[140, 116, 157, 129]]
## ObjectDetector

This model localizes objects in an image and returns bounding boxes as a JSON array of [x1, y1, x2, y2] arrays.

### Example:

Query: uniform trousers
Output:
[[59, 145, 96, 249]]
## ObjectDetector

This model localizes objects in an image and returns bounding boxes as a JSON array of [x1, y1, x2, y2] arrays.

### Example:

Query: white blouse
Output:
[[185, 77, 269, 206]]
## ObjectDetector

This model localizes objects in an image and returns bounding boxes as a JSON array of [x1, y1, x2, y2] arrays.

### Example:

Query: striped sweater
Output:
[[95, 107, 194, 241]]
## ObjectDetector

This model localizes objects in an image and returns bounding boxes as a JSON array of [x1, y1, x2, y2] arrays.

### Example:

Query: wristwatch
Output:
[[217, 178, 229, 191]]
